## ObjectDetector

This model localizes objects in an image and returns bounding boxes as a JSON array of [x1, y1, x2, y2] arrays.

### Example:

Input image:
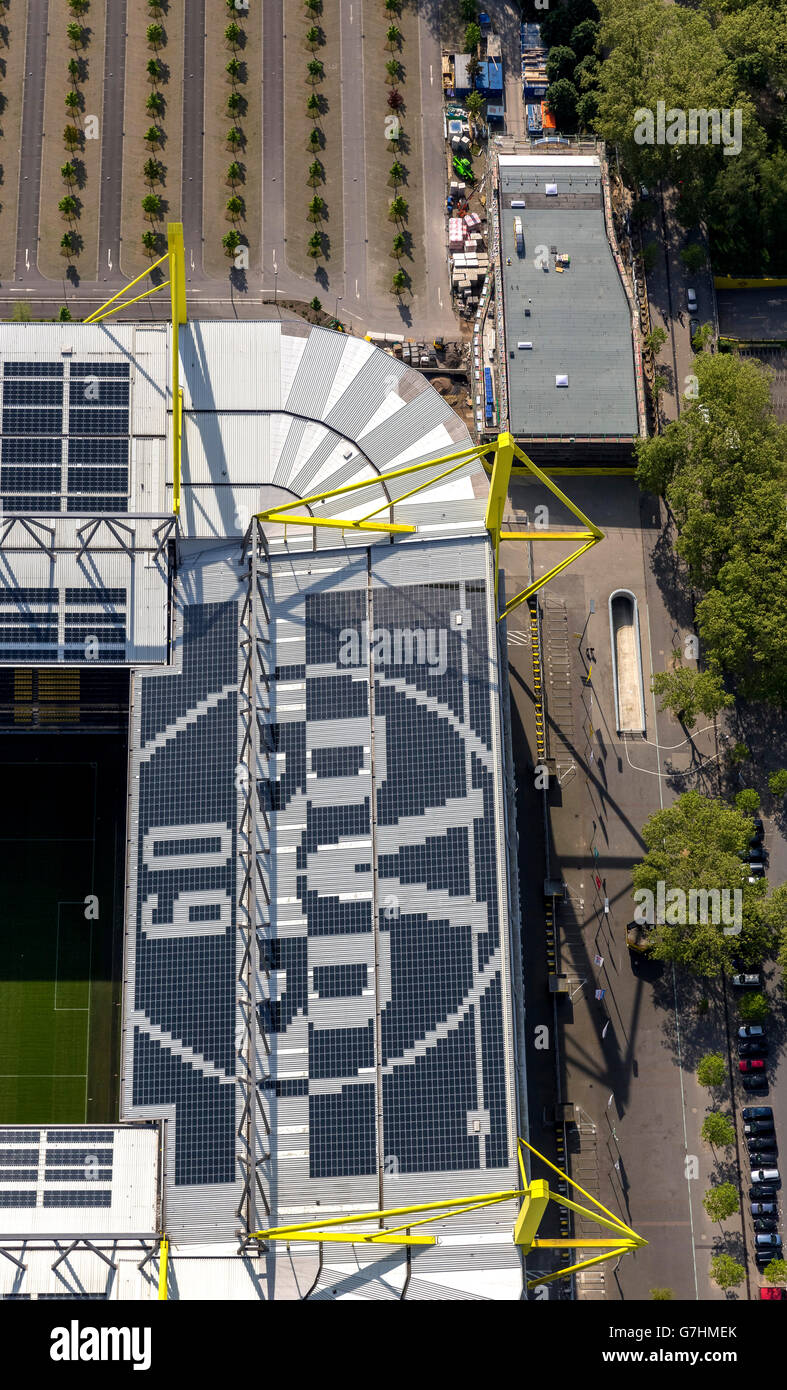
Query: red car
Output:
[[760, 1286, 786, 1299], [740, 1058, 766, 1072]]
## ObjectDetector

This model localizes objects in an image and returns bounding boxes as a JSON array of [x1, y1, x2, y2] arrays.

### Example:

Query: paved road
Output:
[[414, 6, 456, 333], [182, 0, 206, 281], [643, 183, 715, 423], [260, 0, 288, 301], [14, 0, 49, 284], [97, 0, 127, 282]]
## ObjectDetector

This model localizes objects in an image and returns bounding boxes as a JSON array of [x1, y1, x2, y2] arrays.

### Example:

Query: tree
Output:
[[61, 162, 77, 184], [147, 57, 162, 82], [307, 128, 321, 152], [642, 241, 660, 272], [309, 296, 322, 311], [769, 769, 787, 799], [651, 661, 733, 729], [544, 79, 579, 129], [141, 230, 158, 254], [386, 25, 401, 48], [143, 157, 163, 184], [305, 0, 321, 11], [385, 0, 399, 11], [709, 1254, 745, 1291], [305, 26, 322, 49], [464, 22, 482, 54], [11, 301, 32, 321], [392, 269, 407, 294], [650, 1288, 674, 1301], [226, 195, 244, 219], [146, 23, 164, 48], [571, 19, 599, 59], [225, 23, 242, 48], [387, 89, 403, 111], [307, 159, 323, 186], [58, 195, 78, 218], [697, 1053, 726, 1090], [546, 46, 577, 85], [307, 59, 324, 82], [146, 92, 164, 115], [307, 231, 323, 259], [735, 789, 760, 816], [460, 0, 478, 21], [701, 1113, 735, 1148], [644, 325, 667, 356], [389, 194, 408, 221], [738, 992, 769, 1025], [389, 160, 405, 185], [68, 0, 89, 11], [222, 230, 241, 256], [58, 305, 72, 321], [60, 231, 77, 256], [143, 126, 162, 147], [227, 92, 244, 115], [762, 1259, 787, 1285], [226, 127, 243, 148], [308, 195, 324, 221], [704, 1186, 739, 1224], [681, 244, 707, 272], [142, 194, 162, 219], [67, 58, 81, 83], [63, 125, 81, 150], [633, 792, 773, 975], [64, 90, 81, 111], [226, 57, 241, 81], [392, 231, 405, 257], [306, 92, 321, 116], [385, 59, 401, 82], [227, 161, 243, 186], [466, 90, 485, 123], [66, 22, 85, 48]]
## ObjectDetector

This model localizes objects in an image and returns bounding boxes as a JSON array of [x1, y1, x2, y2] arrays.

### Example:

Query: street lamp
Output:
[[334, 294, 343, 325]]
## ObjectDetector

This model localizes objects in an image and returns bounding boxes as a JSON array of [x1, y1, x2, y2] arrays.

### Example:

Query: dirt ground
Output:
[[362, 0, 426, 303], [38, 2, 106, 282], [283, 2, 344, 281], [0, 0, 26, 280], [203, 3, 262, 280], [120, 2, 184, 280]]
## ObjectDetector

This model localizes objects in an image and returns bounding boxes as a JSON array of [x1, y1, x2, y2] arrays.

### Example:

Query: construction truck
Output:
[[514, 216, 524, 254]]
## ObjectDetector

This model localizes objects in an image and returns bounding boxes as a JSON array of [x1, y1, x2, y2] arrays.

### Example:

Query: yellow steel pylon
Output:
[[255, 432, 603, 621], [83, 222, 187, 518], [249, 1138, 646, 1290]]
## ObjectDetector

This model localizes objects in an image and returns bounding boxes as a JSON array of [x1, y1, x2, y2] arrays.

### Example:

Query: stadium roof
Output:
[[497, 155, 639, 440]]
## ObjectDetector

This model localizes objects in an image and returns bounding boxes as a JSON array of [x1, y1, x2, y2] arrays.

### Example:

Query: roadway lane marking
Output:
[[430, 64, 433, 86]]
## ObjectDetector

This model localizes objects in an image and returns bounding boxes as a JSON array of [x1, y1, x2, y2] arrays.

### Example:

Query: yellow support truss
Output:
[[254, 432, 602, 621], [250, 1138, 646, 1290], [82, 222, 187, 519]]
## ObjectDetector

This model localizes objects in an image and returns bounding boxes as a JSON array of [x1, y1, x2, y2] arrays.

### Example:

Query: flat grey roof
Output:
[[498, 161, 639, 439]]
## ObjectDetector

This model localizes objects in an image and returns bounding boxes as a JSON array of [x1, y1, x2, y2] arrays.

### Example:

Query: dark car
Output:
[[750, 1185, 778, 1200], [743, 1075, 769, 1092], [751, 817, 765, 843], [751, 1203, 778, 1217], [754, 1217, 779, 1233], [738, 1040, 768, 1057], [750, 1151, 780, 1169], [747, 844, 766, 863], [744, 1106, 774, 1121], [746, 1120, 776, 1136], [749, 1136, 779, 1152], [740, 1058, 766, 1072]]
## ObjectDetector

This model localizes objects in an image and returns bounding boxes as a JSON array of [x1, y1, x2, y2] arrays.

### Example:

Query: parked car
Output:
[[748, 865, 766, 883], [743, 1105, 773, 1120], [755, 1233, 783, 1249], [751, 1202, 778, 1216], [740, 1058, 766, 1072], [746, 1120, 776, 1136], [760, 1286, 786, 1299], [750, 1151, 779, 1168], [751, 1168, 781, 1186], [754, 1217, 779, 1233], [750, 1183, 778, 1200], [750, 817, 765, 843], [743, 1075, 769, 1092], [746, 844, 766, 863], [748, 1136, 778, 1153], [738, 1040, 768, 1057], [687, 288, 698, 311], [689, 317, 700, 340], [733, 973, 761, 988], [740, 1028, 766, 1041]]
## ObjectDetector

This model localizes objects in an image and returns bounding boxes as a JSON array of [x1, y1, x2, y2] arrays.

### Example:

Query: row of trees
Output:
[[220, 2, 250, 262], [302, 1, 328, 266], [139, 14, 170, 257], [636, 351, 787, 709], [60, 0, 94, 261], [382, 3, 409, 296]]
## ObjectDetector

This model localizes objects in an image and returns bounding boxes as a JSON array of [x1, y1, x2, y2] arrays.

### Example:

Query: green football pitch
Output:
[[0, 740, 125, 1124]]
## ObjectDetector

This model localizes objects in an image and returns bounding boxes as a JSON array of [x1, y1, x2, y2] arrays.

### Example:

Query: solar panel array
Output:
[[0, 1129, 114, 1209], [0, 360, 130, 513]]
